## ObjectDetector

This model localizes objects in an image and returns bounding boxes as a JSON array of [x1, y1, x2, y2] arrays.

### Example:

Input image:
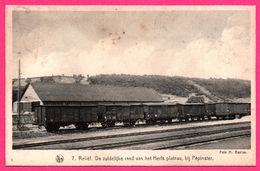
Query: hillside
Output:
[[88, 74, 251, 102], [12, 74, 251, 103]]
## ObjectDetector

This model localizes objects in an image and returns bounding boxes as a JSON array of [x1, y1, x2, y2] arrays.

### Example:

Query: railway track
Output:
[[74, 126, 250, 150], [44, 117, 229, 134], [13, 122, 250, 150]]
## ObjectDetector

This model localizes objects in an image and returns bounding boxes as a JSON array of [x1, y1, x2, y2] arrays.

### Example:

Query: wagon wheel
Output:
[[178, 118, 183, 122], [101, 122, 108, 128], [146, 120, 153, 125], [45, 123, 60, 132], [130, 121, 136, 126], [75, 123, 88, 130], [228, 115, 235, 120], [106, 121, 115, 127], [123, 122, 130, 127], [236, 115, 242, 119]]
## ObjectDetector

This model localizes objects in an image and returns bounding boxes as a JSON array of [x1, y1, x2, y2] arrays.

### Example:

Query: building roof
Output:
[[30, 83, 163, 102]]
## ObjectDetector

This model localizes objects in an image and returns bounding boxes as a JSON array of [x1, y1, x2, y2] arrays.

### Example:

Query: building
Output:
[[19, 82, 163, 112], [12, 75, 90, 107]]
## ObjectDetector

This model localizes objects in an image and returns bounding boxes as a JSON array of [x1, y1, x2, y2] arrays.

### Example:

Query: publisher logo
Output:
[[56, 154, 64, 163]]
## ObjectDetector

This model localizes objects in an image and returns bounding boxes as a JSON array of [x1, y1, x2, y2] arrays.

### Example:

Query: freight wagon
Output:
[[180, 103, 207, 121], [34, 102, 251, 132], [205, 103, 216, 119], [143, 103, 181, 124], [35, 105, 100, 132], [34, 103, 146, 132], [214, 102, 251, 119], [99, 103, 144, 127]]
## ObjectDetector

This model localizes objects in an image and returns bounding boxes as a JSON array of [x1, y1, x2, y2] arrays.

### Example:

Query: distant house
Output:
[[18, 82, 163, 112]]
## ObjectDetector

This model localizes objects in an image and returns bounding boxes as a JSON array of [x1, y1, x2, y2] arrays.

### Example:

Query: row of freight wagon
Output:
[[34, 102, 251, 132]]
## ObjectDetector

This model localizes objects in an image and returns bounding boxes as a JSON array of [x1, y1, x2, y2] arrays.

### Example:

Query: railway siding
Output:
[[13, 121, 250, 150]]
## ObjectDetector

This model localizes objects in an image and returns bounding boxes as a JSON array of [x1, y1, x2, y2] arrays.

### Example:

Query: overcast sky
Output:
[[12, 7, 253, 80]]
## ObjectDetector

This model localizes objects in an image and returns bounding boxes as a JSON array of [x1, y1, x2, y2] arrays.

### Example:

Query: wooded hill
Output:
[[12, 74, 251, 103], [88, 74, 250, 101]]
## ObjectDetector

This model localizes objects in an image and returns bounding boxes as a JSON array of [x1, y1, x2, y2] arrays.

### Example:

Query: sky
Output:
[[11, 7, 254, 80]]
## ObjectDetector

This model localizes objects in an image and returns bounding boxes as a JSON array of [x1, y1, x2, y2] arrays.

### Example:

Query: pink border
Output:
[[0, 0, 258, 170]]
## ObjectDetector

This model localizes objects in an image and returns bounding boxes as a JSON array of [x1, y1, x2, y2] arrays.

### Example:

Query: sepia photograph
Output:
[[5, 5, 256, 166]]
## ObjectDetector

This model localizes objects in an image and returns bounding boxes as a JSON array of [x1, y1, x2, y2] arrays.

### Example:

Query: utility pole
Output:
[[17, 59, 21, 130]]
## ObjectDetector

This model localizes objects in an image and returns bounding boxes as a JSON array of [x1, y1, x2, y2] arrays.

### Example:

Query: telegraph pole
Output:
[[17, 59, 21, 130]]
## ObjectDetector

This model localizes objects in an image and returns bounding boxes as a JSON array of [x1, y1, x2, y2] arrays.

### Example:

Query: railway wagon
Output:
[[205, 103, 216, 119], [215, 102, 251, 119], [143, 103, 181, 124], [34, 105, 100, 132], [180, 103, 207, 121], [129, 104, 145, 125], [101, 103, 144, 126]]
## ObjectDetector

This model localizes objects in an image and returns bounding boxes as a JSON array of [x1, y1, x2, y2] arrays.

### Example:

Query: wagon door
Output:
[[35, 106, 44, 126], [97, 105, 105, 122], [136, 105, 144, 120], [115, 106, 123, 121], [228, 103, 235, 115], [161, 105, 168, 120], [105, 106, 117, 121], [200, 105, 206, 117], [206, 104, 216, 116], [122, 105, 130, 122], [41, 106, 46, 126], [129, 106, 136, 121], [191, 105, 200, 117], [168, 105, 179, 119], [143, 105, 149, 120], [216, 103, 229, 116], [91, 106, 99, 122], [80, 106, 90, 123], [34, 107, 39, 125], [183, 105, 192, 118]]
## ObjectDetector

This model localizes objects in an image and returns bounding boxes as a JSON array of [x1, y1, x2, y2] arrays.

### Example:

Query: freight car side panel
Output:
[[161, 105, 168, 119], [181, 105, 206, 117], [34, 107, 39, 124], [215, 103, 229, 116], [46, 107, 58, 123], [121, 106, 130, 121], [79, 106, 98, 122], [60, 107, 78, 123], [197, 106, 206, 116], [205, 104, 216, 116], [104, 106, 118, 121], [54, 107, 61, 122], [100, 105, 123, 122], [130, 105, 144, 120], [228, 103, 250, 115], [90, 107, 99, 121], [41, 107, 46, 125], [34, 106, 46, 125], [167, 105, 180, 118], [97, 105, 106, 121], [147, 106, 160, 120]]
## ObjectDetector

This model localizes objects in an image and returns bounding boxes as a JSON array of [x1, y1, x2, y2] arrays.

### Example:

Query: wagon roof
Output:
[[214, 102, 251, 104], [183, 103, 205, 105], [30, 83, 163, 102], [143, 102, 179, 106], [101, 103, 143, 106]]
